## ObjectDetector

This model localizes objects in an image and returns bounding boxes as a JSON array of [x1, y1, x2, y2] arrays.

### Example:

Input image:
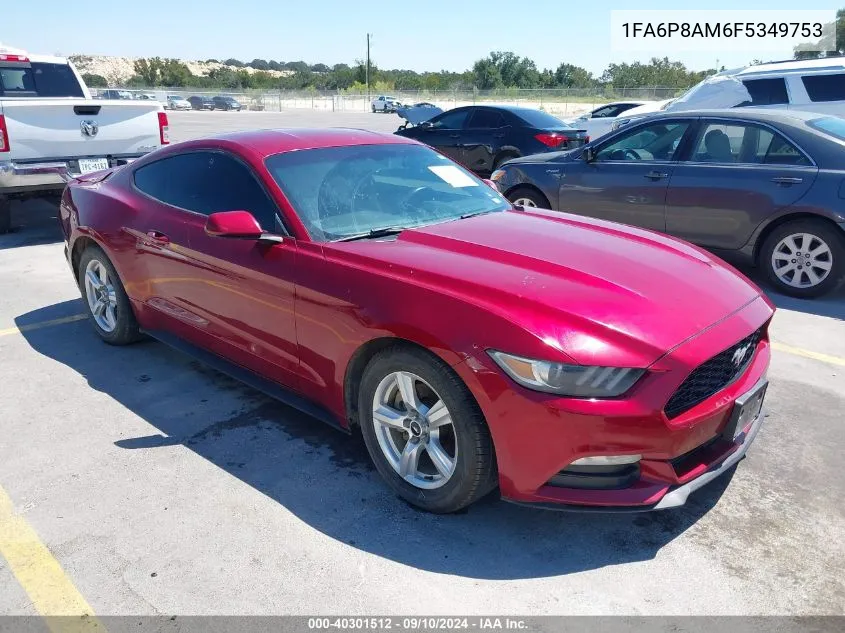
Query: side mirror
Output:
[[582, 147, 596, 163], [205, 210, 263, 239]]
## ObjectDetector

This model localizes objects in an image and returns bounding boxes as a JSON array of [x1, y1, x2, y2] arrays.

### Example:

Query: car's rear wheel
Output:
[[506, 186, 550, 210], [760, 219, 845, 298], [0, 197, 10, 235], [358, 347, 497, 513], [492, 153, 519, 171], [78, 246, 142, 345]]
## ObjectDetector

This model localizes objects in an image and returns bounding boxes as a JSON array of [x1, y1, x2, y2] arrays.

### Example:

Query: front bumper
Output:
[[505, 391, 766, 512], [453, 295, 773, 510]]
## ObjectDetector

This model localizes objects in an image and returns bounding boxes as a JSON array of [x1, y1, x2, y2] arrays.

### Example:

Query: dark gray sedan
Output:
[[490, 109, 845, 298]]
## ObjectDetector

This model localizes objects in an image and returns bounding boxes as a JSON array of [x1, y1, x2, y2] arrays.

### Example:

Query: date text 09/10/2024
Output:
[[307, 617, 528, 630]]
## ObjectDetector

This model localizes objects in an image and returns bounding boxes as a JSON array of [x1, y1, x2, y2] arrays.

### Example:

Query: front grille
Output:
[[664, 327, 763, 419]]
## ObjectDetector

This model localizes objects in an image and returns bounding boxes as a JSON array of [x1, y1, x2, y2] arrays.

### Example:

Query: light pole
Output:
[[366, 33, 372, 105]]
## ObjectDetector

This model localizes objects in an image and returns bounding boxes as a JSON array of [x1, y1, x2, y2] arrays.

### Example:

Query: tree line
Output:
[[77, 52, 720, 93]]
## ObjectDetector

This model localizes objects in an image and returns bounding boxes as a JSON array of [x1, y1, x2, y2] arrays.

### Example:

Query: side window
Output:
[[134, 152, 281, 231], [596, 122, 690, 162], [801, 73, 845, 102], [591, 105, 617, 118], [430, 109, 470, 129], [691, 122, 810, 166], [467, 109, 505, 128], [741, 78, 789, 106]]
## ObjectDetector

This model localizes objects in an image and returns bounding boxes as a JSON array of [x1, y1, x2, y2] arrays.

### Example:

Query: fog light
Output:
[[571, 454, 641, 466]]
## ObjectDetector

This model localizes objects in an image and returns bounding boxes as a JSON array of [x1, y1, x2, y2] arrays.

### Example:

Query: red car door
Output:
[[131, 150, 301, 390]]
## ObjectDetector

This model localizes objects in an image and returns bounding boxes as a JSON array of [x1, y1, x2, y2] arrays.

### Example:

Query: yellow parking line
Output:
[[0, 314, 87, 338], [0, 486, 104, 632], [772, 341, 845, 367]]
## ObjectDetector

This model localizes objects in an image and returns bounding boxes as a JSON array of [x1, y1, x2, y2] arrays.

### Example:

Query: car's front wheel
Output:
[[78, 246, 142, 345], [506, 186, 550, 210], [358, 347, 497, 513], [760, 219, 845, 298]]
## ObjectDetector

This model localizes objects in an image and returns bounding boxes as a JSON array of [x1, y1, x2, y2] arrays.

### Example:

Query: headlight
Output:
[[488, 350, 645, 397], [490, 169, 506, 182]]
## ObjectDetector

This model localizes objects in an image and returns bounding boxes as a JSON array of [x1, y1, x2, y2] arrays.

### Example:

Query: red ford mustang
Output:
[[58, 128, 773, 513]]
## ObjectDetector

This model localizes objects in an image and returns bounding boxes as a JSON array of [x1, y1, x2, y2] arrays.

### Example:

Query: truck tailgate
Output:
[[0, 99, 163, 160]]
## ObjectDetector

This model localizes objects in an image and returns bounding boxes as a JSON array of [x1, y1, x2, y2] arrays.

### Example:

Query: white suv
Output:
[[612, 57, 845, 131]]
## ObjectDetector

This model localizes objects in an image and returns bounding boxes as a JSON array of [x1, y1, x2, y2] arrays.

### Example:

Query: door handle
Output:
[[449, 134, 461, 138], [146, 230, 170, 244], [771, 177, 803, 185], [645, 170, 669, 180]]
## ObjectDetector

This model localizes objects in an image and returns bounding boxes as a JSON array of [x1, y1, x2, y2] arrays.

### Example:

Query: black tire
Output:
[[358, 346, 497, 513], [372, 105, 376, 113], [0, 197, 10, 235], [78, 245, 143, 345], [506, 186, 550, 210], [492, 152, 519, 171], [759, 218, 845, 298]]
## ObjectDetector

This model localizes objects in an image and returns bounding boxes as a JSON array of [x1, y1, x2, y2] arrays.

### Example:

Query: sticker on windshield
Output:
[[428, 165, 478, 188]]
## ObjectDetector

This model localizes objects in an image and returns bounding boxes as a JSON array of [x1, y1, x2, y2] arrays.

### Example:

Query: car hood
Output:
[[336, 209, 766, 367]]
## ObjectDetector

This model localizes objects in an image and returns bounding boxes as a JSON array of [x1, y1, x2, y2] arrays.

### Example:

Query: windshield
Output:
[[170, 96, 184, 100], [0, 62, 84, 97], [265, 144, 510, 241], [807, 116, 845, 141]]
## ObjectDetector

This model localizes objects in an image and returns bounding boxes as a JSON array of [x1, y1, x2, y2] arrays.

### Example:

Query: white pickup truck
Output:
[[0, 47, 169, 233]]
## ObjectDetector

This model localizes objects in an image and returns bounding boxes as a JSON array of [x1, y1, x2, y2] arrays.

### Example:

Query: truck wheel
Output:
[[0, 198, 10, 235]]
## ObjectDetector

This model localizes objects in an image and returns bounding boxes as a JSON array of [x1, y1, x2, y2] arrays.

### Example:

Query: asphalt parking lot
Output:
[[1, 111, 844, 618]]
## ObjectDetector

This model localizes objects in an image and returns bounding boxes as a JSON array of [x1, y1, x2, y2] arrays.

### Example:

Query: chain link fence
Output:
[[98, 86, 687, 116]]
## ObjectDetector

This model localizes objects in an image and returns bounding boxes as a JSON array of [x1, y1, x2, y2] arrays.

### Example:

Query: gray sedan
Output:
[[490, 109, 845, 298]]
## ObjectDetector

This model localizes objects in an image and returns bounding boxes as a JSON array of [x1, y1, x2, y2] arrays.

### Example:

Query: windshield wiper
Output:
[[333, 226, 408, 242], [460, 209, 501, 220]]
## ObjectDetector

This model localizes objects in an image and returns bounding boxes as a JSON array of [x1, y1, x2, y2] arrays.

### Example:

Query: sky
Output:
[[3, 0, 841, 75]]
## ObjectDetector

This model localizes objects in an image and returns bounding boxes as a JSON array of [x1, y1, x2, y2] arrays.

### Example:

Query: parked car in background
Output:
[[98, 88, 134, 100], [165, 95, 192, 110], [135, 92, 158, 101], [371, 95, 401, 113], [563, 101, 647, 140], [395, 102, 443, 130], [0, 46, 169, 233], [212, 95, 242, 111], [609, 98, 676, 131], [396, 105, 588, 176], [613, 58, 845, 133], [187, 95, 215, 110], [491, 109, 845, 297], [60, 128, 773, 514]]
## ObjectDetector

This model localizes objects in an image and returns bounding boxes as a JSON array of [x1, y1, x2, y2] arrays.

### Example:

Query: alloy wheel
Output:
[[771, 232, 833, 289], [371, 371, 458, 489], [84, 259, 119, 332], [513, 197, 538, 208]]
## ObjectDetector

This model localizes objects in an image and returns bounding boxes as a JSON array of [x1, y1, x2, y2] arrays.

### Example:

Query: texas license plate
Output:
[[723, 379, 767, 441], [78, 158, 109, 174]]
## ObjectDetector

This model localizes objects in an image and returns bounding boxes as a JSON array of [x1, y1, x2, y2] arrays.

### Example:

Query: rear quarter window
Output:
[[801, 73, 845, 102]]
